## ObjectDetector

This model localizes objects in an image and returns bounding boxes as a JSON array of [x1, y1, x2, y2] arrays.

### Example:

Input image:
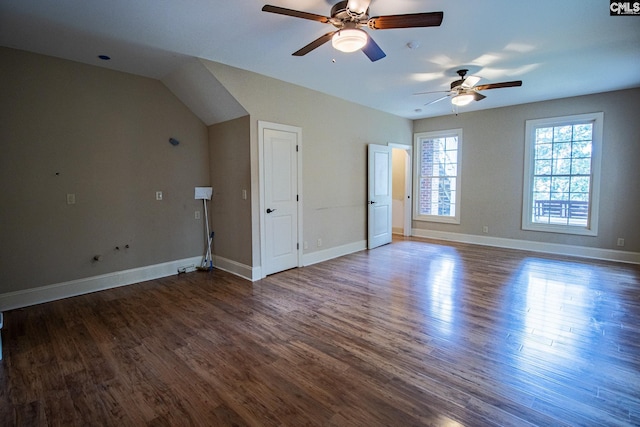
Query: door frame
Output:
[[389, 143, 413, 237], [258, 121, 303, 278]]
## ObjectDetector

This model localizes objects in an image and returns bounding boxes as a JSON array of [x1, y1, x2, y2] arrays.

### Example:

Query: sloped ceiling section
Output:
[[162, 59, 248, 126]]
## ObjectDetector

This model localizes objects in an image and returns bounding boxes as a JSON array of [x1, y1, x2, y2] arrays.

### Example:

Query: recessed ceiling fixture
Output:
[[332, 27, 368, 52], [98, 55, 111, 61]]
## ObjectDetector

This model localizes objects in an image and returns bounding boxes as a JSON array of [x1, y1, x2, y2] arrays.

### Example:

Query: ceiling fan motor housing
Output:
[[451, 69, 468, 90], [451, 79, 465, 90], [331, 0, 369, 25]]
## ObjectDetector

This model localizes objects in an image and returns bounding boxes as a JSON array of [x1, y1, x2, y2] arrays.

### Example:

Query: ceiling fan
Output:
[[261, 0, 444, 62], [417, 69, 523, 107]]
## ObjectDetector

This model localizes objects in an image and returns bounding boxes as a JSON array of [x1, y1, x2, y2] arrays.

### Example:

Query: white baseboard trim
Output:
[[302, 240, 367, 267], [212, 255, 256, 282], [411, 229, 640, 264], [0, 256, 202, 311]]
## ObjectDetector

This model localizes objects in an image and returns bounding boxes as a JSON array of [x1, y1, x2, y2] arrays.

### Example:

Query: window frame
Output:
[[413, 129, 463, 224], [522, 112, 603, 236]]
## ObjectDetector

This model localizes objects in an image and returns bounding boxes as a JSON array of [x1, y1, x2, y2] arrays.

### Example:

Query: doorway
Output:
[[391, 144, 412, 237]]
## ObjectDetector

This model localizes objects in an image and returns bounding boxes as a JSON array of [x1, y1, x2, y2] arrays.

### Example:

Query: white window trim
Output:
[[522, 112, 603, 236], [413, 129, 463, 224]]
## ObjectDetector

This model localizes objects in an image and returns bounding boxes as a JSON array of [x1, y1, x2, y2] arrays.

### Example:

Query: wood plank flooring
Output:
[[1, 237, 639, 426]]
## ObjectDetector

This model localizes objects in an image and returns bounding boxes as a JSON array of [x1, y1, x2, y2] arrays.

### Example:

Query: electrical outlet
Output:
[[617, 238, 625, 247], [242, 189, 247, 200], [482, 225, 489, 234], [195, 210, 201, 220], [66, 193, 76, 205], [317, 238, 322, 247], [156, 191, 163, 201], [177, 264, 195, 274]]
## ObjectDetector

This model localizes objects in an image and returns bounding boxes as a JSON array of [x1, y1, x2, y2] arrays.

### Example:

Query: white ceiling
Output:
[[2, 0, 639, 120]]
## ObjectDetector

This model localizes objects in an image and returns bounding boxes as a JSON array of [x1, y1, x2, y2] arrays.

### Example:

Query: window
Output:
[[522, 112, 603, 236], [414, 129, 462, 224]]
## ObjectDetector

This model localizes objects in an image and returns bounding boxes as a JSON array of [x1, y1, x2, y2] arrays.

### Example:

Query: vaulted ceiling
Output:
[[2, 0, 639, 120]]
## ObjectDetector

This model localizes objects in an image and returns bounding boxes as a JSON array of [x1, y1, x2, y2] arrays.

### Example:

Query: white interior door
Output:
[[262, 125, 300, 275], [368, 144, 392, 249]]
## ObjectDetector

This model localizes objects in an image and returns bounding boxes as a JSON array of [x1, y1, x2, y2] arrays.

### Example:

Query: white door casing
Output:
[[368, 144, 393, 249], [259, 122, 302, 276], [403, 147, 412, 237]]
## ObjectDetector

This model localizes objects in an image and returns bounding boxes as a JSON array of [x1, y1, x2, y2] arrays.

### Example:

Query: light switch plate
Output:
[[156, 191, 163, 201]]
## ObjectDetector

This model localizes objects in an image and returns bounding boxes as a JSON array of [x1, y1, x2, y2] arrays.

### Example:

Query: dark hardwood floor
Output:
[[1, 237, 639, 426]]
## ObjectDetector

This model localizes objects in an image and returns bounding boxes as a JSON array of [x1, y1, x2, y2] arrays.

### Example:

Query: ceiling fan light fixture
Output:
[[332, 28, 368, 53], [451, 93, 474, 106]]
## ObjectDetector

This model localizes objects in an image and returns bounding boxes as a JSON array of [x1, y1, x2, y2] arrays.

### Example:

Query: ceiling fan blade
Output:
[[472, 92, 486, 101], [413, 90, 450, 96], [425, 95, 450, 106], [368, 12, 443, 30], [461, 75, 481, 89], [361, 35, 386, 62], [261, 5, 330, 23], [474, 80, 523, 91], [292, 31, 336, 56], [347, 0, 371, 15]]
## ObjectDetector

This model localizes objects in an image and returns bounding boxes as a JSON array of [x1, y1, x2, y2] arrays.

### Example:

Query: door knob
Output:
[[266, 208, 276, 213]]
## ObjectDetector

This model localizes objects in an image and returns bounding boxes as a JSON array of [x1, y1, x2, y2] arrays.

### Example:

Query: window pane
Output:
[[534, 160, 552, 175], [570, 176, 590, 193], [554, 142, 572, 159], [448, 203, 456, 217], [553, 158, 571, 175], [553, 126, 573, 142], [571, 158, 591, 175], [533, 191, 550, 202], [535, 143, 553, 159], [570, 192, 589, 202], [573, 124, 593, 141], [448, 188, 456, 204], [444, 150, 457, 164], [533, 177, 551, 193], [536, 127, 553, 143], [551, 177, 570, 195], [572, 140, 592, 158]]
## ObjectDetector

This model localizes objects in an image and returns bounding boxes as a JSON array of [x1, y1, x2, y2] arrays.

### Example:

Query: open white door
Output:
[[368, 144, 392, 249], [260, 123, 301, 276]]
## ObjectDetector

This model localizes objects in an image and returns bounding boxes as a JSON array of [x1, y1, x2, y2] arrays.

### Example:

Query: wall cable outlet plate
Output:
[[195, 187, 212, 200]]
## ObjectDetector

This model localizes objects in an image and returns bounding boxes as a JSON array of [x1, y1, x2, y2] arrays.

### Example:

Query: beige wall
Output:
[[4, 46, 635, 301], [208, 115, 252, 266], [0, 47, 210, 294], [200, 59, 413, 268], [413, 88, 640, 252]]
